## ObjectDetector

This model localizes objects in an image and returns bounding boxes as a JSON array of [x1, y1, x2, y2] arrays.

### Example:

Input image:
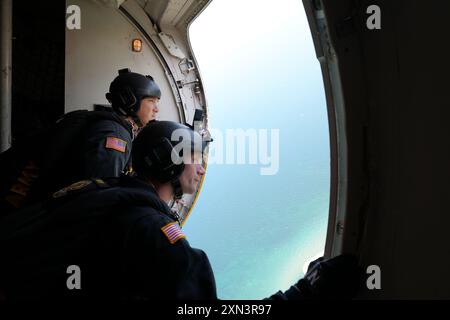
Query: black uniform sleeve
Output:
[[122, 213, 218, 300], [265, 280, 313, 300], [266, 254, 362, 300], [81, 119, 132, 179]]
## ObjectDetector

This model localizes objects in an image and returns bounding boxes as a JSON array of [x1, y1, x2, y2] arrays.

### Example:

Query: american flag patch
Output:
[[161, 222, 186, 244], [105, 137, 127, 153]]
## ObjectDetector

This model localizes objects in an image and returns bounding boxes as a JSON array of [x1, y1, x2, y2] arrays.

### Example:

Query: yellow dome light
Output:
[[132, 39, 142, 52]]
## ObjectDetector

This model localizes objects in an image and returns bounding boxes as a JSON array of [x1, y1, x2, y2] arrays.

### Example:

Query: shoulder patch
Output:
[[52, 180, 92, 198], [105, 137, 127, 153], [161, 222, 186, 244]]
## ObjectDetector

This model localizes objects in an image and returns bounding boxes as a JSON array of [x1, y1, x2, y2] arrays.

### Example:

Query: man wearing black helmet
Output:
[[0, 121, 362, 300], [82, 67, 162, 179], [106, 68, 161, 127], [0, 68, 161, 215]]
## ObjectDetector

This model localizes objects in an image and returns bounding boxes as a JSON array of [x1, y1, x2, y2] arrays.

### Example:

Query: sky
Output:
[[183, 0, 330, 299]]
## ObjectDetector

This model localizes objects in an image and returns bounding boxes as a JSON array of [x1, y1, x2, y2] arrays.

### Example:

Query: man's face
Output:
[[136, 97, 160, 126], [179, 152, 205, 195]]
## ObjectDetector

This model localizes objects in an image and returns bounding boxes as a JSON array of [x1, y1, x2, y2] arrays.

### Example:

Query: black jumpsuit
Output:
[[0, 109, 133, 214], [0, 176, 304, 300]]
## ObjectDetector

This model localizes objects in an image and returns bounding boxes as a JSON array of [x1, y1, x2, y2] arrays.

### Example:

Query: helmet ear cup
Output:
[[143, 137, 185, 182], [119, 86, 138, 112], [106, 92, 126, 116], [107, 87, 139, 116]]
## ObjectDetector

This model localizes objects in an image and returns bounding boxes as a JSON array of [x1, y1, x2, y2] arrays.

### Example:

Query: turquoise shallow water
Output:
[[184, 150, 329, 299], [184, 0, 329, 299]]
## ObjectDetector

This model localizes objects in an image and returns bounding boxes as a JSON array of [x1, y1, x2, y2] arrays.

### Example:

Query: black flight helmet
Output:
[[132, 121, 208, 199]]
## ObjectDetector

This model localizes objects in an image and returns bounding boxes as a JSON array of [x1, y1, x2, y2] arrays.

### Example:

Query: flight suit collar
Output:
[[117, 175, 179, 222]]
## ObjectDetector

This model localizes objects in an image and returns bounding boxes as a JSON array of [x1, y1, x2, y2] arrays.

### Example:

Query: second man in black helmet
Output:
[[0, 121, 362, 299]]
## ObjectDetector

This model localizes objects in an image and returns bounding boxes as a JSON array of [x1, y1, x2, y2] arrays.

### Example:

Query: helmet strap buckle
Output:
[[171, 179, 183, 200]]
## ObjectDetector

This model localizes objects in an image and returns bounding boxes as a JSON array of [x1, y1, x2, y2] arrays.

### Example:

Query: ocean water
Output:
[[183, 0, 330, 299]]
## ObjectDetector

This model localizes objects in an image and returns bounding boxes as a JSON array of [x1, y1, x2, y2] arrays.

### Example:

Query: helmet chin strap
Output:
[[124, 117, 142, 139], [129, 102, 143, 128], [126, 97, 143, 128], [171, 179, 183, 200], [131, 113, 143, 128]]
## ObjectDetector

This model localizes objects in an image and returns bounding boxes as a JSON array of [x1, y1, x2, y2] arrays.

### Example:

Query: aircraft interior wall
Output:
[[65, 0, 181, 122], [311, 0, 450, 298]]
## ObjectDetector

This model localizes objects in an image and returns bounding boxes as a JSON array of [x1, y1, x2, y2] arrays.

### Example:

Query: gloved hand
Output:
[[270, 254, 363, 300]]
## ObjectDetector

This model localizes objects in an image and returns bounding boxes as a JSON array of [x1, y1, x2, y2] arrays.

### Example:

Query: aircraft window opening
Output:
[[185, 0, 330, 299]]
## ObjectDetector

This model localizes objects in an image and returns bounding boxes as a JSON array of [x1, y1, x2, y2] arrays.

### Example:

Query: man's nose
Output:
[[154, 104, 159, 113], [197, 165, 205, 175]]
